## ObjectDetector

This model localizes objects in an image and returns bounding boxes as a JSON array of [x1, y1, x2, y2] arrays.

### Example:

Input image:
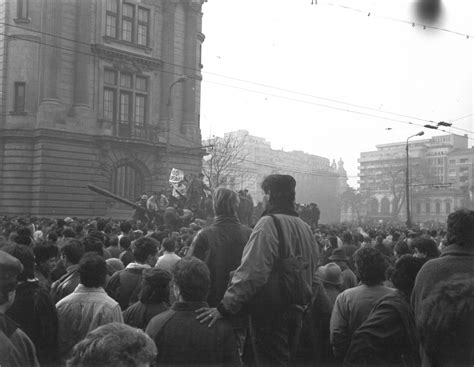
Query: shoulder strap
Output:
[[147, 309, 177, 341], [270, 214, 286, 259]]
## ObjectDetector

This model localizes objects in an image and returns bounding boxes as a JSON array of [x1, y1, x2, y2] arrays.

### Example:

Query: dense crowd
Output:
[[0, 174, 473, 367]]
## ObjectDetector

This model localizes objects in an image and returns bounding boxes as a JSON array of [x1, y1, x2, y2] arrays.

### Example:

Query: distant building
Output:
[[358, 133, 470, 224], [203, 130, 346, 224], [0, 0, 206, 218]]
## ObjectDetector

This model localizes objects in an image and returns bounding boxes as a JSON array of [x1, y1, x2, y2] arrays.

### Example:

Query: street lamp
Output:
[[406, 131, 424, 228]]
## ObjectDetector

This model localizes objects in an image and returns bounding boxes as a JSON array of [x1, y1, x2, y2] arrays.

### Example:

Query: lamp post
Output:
[[406, 131, 424, 228], [165, 76, 186, 176]]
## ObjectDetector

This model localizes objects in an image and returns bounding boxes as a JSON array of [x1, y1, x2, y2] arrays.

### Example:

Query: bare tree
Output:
[[340, 187, 370, 225], [202, 132, 249, 189]]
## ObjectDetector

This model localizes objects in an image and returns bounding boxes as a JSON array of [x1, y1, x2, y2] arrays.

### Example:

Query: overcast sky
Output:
[[200, 0, 473, 187]]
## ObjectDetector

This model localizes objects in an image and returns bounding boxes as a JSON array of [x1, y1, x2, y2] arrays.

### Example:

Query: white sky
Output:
[[200, 0, 473, 187]]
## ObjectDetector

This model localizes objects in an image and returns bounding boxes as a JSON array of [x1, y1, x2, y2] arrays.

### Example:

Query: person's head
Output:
[[393, 240, 411, 259], [412, 236, 440, 259], [67, 323, 157, 367], [133, 237, 158, 266], [62, 228, 76, 239], [140, 268, 172, 304], [79, 252, 107, 288], [261, 174, 296, 210], [342, 231, 353, 244], [446, 209, 474, 248], [390, 254, 426, 296], [119, 221, 132, 235], [33, 246, 58, 271], [61, 239, 85, 266], [418, 276, 474, 366], [106, 258, 124, 276], [119, 236, 132, 251], [162, 237, 176, 253], [3, 245, 35, 281], [317, 263, 343, 288], [329, 248, 349, 270], [353, 247, 387, 286], [213, 187, 240, 216], [82, 236, 104, 257], [0, 250, 23, 311], [172, 257, 210, 302]]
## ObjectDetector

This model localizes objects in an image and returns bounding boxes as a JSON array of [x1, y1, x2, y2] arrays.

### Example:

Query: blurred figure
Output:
[[330, 247, 394, 360], [417, 276, 474, 367], [329, 248, 357, 291], [317, 262, 343, 308], [0, 250, 39, 367], [345, 255, 426, 366], [67, 323, 156, 367], [56, 253, 123, 359], [33, 243, 58, 291], [123, 268, 171, 330], [155, 237, 181, 273], [412, 236, 440, 260], [146, 258, 240, 366]]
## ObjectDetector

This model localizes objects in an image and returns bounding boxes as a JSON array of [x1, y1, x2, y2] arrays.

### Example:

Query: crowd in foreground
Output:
[[0, 174, 473, 367]]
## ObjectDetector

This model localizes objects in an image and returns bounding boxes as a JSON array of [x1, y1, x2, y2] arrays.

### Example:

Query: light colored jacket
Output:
[[56, 284, 123, 358], [220, 213, 320, 314]]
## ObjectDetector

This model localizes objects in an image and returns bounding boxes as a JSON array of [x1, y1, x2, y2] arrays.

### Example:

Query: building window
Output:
[[105, 1, 150, 46], [13, 82, 26, 113], [445, 201, 451, 214], [105, 0, 118, 37], [460, 158, 468, 163], [17, 0, 28, 19], [137, 7, 150, 46], [425, 202, 431, 213], [103, 69, 148, 134], [416, 202, 421, 214], [111, 164, 144, 200], [435, 202, 441, 214]]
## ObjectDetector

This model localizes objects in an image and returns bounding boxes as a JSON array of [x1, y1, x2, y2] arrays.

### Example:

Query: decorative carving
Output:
[[91, 44, 162, 72]]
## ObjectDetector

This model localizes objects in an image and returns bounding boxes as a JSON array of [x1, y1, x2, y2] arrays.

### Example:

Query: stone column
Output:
[[160, 2, 176, 131], [181, 2, 200, 141], [71, 0, 91, 115]]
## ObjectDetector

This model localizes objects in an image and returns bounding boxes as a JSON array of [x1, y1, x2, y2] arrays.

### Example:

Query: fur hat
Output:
[[329, 248, 350, 262], [317, 262, 343, 286]]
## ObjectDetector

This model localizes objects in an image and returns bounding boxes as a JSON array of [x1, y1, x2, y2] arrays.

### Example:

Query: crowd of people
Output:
[[0, 174, 473, 367]]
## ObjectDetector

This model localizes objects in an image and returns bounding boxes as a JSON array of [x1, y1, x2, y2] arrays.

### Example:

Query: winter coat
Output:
[[51, 264, 80, 303], [6, 280, 58, 365], [345, 290, 420, 366], [187, 215, 252, 307], [123, 301, 169, 330]]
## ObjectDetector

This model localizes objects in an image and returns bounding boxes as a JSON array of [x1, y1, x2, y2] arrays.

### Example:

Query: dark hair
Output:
[[133, 237, 158, 263], [67, 323, 156, 367], [120, 221, 132, 234], [213, 187, 239, 216], [162, 237, 176, 253], [172, 257, 210, 302], [446, 209, 474, 248], [33, 244, 58, 265], [15, 236, 32, 246], [342, 231, 353, 244], [390, 255, 426, 295], [47, 231, 58, 243], [108, 236, 119, 248], [119, 236, 131, 251], [82, 236, 104, 257], [393, 240, 411, 258], [353, 247, 387, 286], [261, 174, 296, 209], [412, 236, 440, 259], [79, 252, 107, 288], [62, 228, 76, 239], [17, 226, 32, 238], [87, 230, 105, 246], [61, 239, 85, 265], [96, 218, 107, 232], [3, 245, 35, 281], [418, 276, 474, 365], [140, 268, 172, 304]]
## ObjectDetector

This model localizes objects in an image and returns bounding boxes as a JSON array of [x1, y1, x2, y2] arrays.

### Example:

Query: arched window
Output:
[[380, 197, 390, 215], [369, 198, 378, 215], [111, 164, 144, 200], [445, 200, 451, 214], [425, 202, 431, 214], [435, 201, 441, 214]]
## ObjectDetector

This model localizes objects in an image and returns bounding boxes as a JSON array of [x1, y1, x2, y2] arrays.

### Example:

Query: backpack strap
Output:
[[146, 308, 177, 341]]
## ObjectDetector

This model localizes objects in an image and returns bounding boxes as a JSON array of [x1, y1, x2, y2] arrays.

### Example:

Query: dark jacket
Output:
[[106, 263, 150, 310], [0, 313, 39, 367], [187, 215, 252, 307], [145, 301, 240, 367], [123, 301, 169, 330], [345, 290, 420, 366], [6, 280, 58, 365], [51, 264, 80, 303]]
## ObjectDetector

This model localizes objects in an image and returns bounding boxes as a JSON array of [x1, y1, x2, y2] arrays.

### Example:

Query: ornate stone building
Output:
[[0, 0, 206, 217]]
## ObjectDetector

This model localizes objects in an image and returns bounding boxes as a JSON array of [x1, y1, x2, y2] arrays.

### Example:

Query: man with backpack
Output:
[[196, 174, 320, 366]]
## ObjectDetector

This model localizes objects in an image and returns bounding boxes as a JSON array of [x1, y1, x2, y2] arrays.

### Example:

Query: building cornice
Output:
[[90, 44, 162, 72]]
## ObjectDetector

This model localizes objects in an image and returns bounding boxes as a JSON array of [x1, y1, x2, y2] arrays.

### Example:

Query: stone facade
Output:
[[358, 134, 470, 224], [0, 0, 205, 218], [204, 130, 346, 224]]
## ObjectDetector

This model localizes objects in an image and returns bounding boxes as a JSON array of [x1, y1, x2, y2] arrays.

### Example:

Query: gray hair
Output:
[[213, 187, 240, 216]]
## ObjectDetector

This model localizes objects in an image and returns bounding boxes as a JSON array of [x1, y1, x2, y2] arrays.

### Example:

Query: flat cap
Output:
[[0, 250, 23, 286]]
